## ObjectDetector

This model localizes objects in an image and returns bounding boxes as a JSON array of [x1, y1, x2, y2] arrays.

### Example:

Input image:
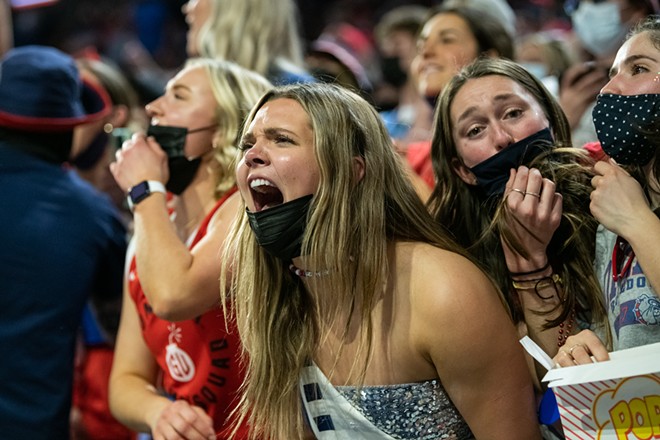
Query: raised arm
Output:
[[413, 246, 541, 439], [591, 159, 660, 298], [500, 166, 566, 360], [111, 134, 240, 320]]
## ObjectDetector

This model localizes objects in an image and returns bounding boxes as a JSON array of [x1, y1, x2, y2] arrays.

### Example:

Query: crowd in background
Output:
[[1, 0, 659, 439], [6, 0, 576, 110]]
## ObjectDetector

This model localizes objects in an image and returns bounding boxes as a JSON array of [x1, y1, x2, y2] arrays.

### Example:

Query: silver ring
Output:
[[568, 344, 583, 357], [525, 192, 541, 198]]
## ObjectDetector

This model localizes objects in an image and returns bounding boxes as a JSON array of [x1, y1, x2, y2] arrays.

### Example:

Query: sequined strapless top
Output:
[[335, 380, 474, 440]]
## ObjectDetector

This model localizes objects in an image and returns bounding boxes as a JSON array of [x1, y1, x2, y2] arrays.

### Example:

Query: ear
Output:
[[353, 155, 366, 183], [109, 104, 129, 128], [451, 157, 477, 185]]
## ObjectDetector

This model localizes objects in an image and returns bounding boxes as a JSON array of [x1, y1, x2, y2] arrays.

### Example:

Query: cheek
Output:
[[642, 77, 660, 94], [519, 116, 549, 137], [235, 161, 252, 201], [457, 141, 492, 168]]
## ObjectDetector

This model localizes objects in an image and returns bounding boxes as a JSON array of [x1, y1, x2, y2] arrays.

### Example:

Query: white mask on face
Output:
[[519, 62, 549, 80], [572, 2, 629, 56]]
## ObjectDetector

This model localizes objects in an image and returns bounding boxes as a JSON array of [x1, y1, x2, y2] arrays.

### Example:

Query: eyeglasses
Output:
[[564, 0, 610, 16]]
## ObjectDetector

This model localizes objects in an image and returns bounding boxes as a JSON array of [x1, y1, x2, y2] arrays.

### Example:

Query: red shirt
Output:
[[129, 187, 248, 439], [406, 140, 434, 188]]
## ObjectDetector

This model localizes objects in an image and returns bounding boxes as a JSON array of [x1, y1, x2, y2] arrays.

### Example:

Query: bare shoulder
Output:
[[208, 190, 242, 232], [400, 242, 510, 343], [402, 242, 498, 306], [405, 244, 517, 372]]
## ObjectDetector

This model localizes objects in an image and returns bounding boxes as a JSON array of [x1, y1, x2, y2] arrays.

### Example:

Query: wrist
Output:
[[508, 260, 551, 280], [127, 180, 166, 212]]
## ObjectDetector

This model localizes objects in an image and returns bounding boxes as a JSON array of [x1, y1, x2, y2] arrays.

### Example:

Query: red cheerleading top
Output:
[[128, 187, 248, 439]]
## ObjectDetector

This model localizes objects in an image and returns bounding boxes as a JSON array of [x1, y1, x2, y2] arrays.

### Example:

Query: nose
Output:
[[418, 39, 433, 59], [182, 0, 194, 14], [492, 125, 514, 152], [600, 75, 619, 95], [243, 143, 269, 168], [145, 98, 163, 118]]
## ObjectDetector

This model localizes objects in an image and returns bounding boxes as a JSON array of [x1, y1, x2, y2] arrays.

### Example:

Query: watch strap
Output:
[[127, 180, 166, 211]]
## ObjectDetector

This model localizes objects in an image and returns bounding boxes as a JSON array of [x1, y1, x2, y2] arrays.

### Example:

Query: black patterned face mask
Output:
[[593, 93, 660, 166]]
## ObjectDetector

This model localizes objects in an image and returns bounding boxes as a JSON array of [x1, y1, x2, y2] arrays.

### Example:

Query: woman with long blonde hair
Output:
[[223, 82, 541, 439], [109, 58, 271, 439], [183, 0, 312, 85]]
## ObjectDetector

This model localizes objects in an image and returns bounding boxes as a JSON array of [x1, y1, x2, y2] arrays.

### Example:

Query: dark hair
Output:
[[429, 5, 515, 60], [428, 57, 607, 331]]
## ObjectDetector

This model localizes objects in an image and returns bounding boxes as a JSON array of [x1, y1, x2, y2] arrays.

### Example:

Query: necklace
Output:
[[557, 308, 576, 347], [289, 264, 328, 278]]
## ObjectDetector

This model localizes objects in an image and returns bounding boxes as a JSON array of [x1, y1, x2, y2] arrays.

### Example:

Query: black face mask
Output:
[[147, 124, 215, 195], [381, 56, 407, 88], [469, 128, 554, 197], [593, 93, 660, 166], [246, 195, 313, 262]]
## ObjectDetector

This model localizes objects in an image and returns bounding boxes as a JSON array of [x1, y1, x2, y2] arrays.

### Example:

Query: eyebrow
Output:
[[263, 127, 298, 137], [241, 132, 256, 144], [610, 54, 659, 77], [455, 93, 519, 124], [167, 83, 192, 94], [241, 127, 299, 143]]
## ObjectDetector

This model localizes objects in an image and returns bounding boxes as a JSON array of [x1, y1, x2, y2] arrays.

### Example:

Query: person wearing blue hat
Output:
[[0, 45, 127, 440]]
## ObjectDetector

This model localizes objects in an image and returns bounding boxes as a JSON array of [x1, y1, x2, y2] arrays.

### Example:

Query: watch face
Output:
[[129, 181, 150, 204]]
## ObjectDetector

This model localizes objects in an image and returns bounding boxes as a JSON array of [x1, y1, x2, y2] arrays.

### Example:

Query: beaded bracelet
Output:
[[511, 273, 562, 300]]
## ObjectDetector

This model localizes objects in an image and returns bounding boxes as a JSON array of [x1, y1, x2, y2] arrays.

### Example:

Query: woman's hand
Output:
[[149, 400, 216, 440], [590, 159, 650, 238], [110, 133, 168, 193], [501, 166, 563, 273], [558, 62, 609, 129], [553, 329, 610, 367]]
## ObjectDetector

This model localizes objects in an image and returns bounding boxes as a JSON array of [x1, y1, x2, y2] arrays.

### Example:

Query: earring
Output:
[[103, 123, 114, 133]]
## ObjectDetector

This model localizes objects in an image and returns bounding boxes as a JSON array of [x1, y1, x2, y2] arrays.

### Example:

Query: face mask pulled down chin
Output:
[[469, 128, 554, 197], [246, 195, 313, 262], [593, 93, 660, 166], [146, 124, 213, 195], [571, 2, 629, 57]]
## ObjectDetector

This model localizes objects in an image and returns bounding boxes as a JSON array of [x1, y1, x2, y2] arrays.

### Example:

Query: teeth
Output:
[[250, 178, 274, 189]]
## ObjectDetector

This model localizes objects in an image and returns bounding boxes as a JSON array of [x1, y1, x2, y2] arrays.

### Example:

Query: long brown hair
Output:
[[428, 57, 607, 331], [222, 83, 485, 439]]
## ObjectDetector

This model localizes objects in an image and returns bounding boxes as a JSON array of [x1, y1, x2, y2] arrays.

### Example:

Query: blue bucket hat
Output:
[[0, 45, 111, 132]]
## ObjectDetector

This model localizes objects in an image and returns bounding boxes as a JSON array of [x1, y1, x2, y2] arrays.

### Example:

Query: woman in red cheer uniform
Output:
[[109, 58, 271, 440]]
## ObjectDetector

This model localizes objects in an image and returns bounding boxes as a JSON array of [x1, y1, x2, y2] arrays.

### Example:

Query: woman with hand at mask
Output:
[[221, 82, 541, 439], [428, 58, 608, 390], [108, 58, 271, 439], [555, 15, 660, 368]]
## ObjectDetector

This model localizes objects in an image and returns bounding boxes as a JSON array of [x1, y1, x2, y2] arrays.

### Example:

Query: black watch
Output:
[[127, 180, 166, 211]]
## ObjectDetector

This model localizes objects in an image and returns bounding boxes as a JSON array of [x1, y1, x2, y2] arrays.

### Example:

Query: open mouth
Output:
[[250, 178, 284, 212], [421, 64, 444, 76]]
